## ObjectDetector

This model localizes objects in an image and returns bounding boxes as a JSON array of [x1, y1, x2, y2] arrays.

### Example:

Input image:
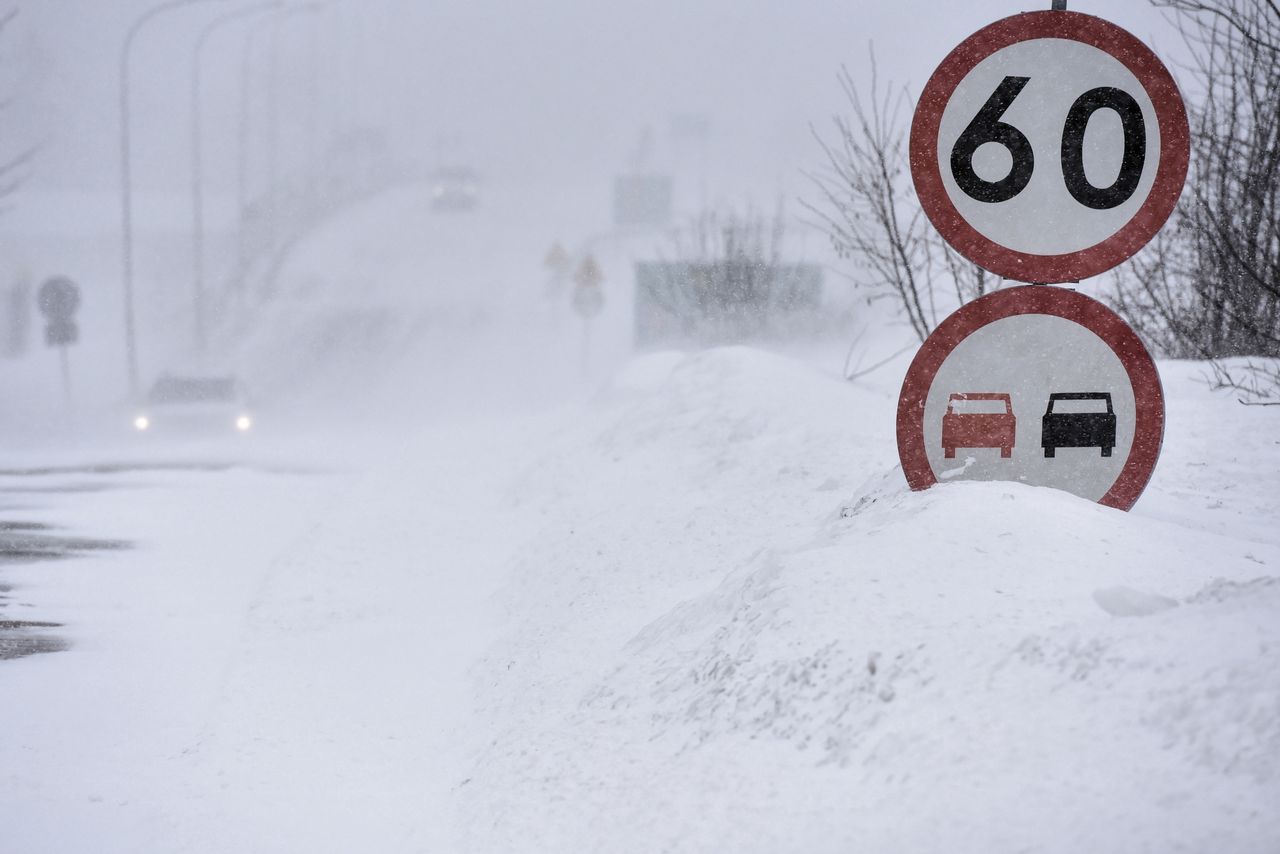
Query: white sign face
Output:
[[910, 11, 1189, 283], [897, 286, 1164, 511], [937, 39, 1160, 256], [921, 314, 1134, 501]]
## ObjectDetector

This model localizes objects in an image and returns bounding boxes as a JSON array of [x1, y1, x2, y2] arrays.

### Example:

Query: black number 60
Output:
[[950, 75, 1147, 210]]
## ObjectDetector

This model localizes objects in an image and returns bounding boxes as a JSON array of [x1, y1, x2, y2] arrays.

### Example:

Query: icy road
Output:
[[1, 187, 1278, 853]]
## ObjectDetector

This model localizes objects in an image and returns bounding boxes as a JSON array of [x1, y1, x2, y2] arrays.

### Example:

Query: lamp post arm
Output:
[[239, 2, 329, 263], [190, 1, 280, 353], [119, 0, 226, 396]]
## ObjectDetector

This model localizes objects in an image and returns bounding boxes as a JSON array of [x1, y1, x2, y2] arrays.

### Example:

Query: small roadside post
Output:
[[571, 255, 604, 377], [544, 242, 571, 297], [898, 2, 1188, 509], [38, 276, 81, 406]]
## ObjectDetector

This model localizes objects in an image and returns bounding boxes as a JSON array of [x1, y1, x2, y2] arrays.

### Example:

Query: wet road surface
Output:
[[0, 524, 129, 660], [0, 468, 140, 662]]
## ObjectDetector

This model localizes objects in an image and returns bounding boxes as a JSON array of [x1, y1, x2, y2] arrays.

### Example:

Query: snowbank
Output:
[[461, 346, 1280, 853]]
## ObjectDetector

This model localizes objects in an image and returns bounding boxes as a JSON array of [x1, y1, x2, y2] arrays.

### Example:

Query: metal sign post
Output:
[[38, 276, 81, 407], [544, 242, 571, 298], [571, 255, 605, 378]]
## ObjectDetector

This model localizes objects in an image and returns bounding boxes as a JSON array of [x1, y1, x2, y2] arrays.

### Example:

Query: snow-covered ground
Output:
[[458, 349, 1280, 853], [1, 184, 1277, 853]]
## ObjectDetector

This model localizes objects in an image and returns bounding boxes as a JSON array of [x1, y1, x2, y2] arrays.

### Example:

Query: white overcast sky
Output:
[[11, 0, 1182, 203]]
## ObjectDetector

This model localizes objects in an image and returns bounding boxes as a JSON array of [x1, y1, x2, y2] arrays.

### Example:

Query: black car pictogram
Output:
[[1042, 392, 1116, 457]]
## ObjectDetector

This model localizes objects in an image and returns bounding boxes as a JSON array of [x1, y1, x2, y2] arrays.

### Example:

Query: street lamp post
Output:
[[120, 0, 225, 396], [236, 2, 328, 273], [190, 1, 279, 353], [237, 19, 266, 271], [304, 9, 321, 206], [265, 12, 280, 253]]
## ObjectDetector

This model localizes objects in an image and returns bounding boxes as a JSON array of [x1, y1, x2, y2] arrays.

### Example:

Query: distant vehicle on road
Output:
[[942, 392, 1015, 459], [133, 375, 253, 435], [429, 166, 479, 211], [1042, 392, 1116, 457]]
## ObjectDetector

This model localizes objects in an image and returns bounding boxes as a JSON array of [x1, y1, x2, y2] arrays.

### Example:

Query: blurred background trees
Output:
[[806, 62, 987, 347], [0, 7, 35, 215], [634, 204, 825, 347]]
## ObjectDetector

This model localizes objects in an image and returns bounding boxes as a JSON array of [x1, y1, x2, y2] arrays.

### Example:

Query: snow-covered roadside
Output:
[[0, 415, 544, 853], [0, 459, 349, 852], [153, 417, 546, 854], [460, 347, 1280, 853], [2, 131, 1271, 846], [1, 340, 1275, 853]]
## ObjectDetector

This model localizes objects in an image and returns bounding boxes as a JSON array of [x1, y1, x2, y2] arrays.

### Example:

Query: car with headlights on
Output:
[[133, 375, 253, 435], [429, 165, 480, 211]]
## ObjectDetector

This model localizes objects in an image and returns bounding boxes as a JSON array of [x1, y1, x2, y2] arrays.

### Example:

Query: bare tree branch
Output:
[[805, 51, 989, 374], [0, 6, 31, 211], [1112, 0, 1280, 401]]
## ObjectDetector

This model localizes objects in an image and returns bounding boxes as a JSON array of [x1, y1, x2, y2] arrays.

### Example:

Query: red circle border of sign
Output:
[[910, 11, 1190, 283], [895, 286, 1165, 511]]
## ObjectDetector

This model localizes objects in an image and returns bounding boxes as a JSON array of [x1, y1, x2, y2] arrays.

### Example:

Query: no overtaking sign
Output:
[[896, 286, 1164, 511]]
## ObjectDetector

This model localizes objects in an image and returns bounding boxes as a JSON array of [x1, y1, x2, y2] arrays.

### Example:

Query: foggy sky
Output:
[[13, 0, 1180, 208]]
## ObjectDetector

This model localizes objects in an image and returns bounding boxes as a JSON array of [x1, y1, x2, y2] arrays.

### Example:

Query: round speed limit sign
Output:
[[910, 11, 1189, 283]]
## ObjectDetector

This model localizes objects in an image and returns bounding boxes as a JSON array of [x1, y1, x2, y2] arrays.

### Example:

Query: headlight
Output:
[[235, 415, 252, 431], [133, 415, 150, 431]]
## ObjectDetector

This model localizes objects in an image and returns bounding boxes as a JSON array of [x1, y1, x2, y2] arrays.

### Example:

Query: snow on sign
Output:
[[896, 286, 1164, 511], [910, 11, 1189, 283]]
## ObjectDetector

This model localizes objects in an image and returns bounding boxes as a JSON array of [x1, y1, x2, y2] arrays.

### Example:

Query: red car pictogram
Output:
[[942, 392, 1016, 458]]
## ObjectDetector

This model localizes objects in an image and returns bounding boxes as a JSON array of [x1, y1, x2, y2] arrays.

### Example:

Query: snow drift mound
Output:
[[461, 346, 1280, 853]]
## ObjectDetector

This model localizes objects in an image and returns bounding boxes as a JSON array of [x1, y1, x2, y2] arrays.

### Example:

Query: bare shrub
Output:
[[635, 204, 824, 347], [806, 61, 988, 345], [1114, 0, 1280, 402], [0, 8, 35, 214]]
